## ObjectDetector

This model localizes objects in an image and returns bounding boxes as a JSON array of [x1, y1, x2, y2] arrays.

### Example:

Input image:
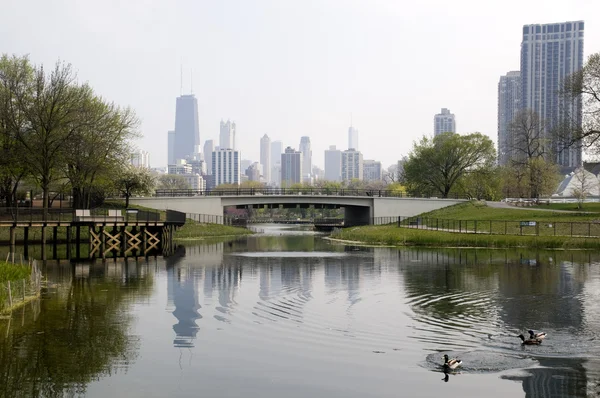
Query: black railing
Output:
[[153, 188, 465, 199], [0, 207, 164, 223], [370, 216, 600, 238]]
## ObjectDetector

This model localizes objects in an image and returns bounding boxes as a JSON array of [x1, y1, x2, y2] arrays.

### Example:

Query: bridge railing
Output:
[[154, 188, 464, 199], [0, 207, 165, 224]]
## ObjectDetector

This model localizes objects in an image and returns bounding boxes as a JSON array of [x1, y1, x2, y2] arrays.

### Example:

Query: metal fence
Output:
[[0, 256, 42, 313], [186, 213, 247, 226], [370, 216, 600, 238], [0, 207, 164, 223]]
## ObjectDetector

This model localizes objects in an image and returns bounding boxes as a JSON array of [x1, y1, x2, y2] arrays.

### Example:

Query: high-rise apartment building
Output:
[[212, 148, 240, 186], [167, 131, 176, 165], [299, 136, 312, 179], [131, 150, 150, 168], [324, 145, 342, 182], [342, 149, 363, 181], [219, 120, 236, 150], [281, 147, 302, 187], [260, 134, 271, 183], [520, 21, 584, 168], [271, 140, 283, 186], [363, 160, 383, 181], [434, 108, 456, 136], [348, 126, 358, 150], [497, 71, 521, 165], [203, 140, 214, 175]]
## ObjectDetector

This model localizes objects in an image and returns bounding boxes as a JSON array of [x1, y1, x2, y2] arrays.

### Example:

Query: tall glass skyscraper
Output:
[[299, 136, 312, 179], [497, 71, 521, 166], [520, 21, 584, 168], [167, 94, 200, 165]]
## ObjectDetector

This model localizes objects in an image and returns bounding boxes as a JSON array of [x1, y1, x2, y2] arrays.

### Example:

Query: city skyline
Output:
[[3, 1, 600, 169]]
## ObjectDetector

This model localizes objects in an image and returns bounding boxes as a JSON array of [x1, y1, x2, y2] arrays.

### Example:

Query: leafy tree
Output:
[[403, 132, 496, 198], [158, 174, 191, 190], [561, 52, 600, 151], [456, 165, 503, 200], [115, 165, 155, 208]]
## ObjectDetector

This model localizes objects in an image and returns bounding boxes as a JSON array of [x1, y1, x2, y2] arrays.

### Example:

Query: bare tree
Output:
[[509, 109, 548, 163], [571, 168, 599, 209]]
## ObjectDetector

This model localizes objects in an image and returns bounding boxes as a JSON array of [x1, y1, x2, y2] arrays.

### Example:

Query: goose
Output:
[[518, 334, 542, 345], [528, 330, 547, 340], [442, 354, 462, 370]]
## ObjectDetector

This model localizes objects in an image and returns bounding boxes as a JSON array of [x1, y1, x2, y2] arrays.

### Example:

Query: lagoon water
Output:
[[2, 224, 600, 397]]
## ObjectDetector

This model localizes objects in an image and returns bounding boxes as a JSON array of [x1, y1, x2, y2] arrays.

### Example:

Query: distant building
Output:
[[348, 126, 358, 150], [434, 108, 456, 136], [271, 140, 283, 186], [324, 145, 342, 182], [172, 95, 200, 162], [168, 160, 192, 175], [167, 131, 176, 165], [312, 165, 325, 182], [219, 120, 236, 150], [281, 147, 302, 187], [520, 21, 584, 168], [245, 162, 261, 182], [497, 71, 521, 166], [182, 174, 205, 191], [342, 149, 363, 181], [299, 136, 312, 179], [187, 157, 206, 175], [363, 160, 383, 181], [203, 140, 214, 175], [131, 150, 150, 168], [260, 134, 271, 183], [212, 148, 240, 186]]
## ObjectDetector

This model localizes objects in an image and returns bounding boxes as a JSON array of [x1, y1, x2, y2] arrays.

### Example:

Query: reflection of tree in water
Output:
[[0, 260, 153, 397]]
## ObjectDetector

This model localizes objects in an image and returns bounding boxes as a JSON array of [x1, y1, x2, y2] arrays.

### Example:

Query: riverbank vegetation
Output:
[[174, 221, 253, 240], [0, 260, 30, 283]]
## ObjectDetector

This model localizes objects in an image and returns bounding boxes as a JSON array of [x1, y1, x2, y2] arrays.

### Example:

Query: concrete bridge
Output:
[[130, 189, 466, 226]]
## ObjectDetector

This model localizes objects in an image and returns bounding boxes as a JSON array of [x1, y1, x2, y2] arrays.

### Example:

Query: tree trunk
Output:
[[125, 194, 130, 208]]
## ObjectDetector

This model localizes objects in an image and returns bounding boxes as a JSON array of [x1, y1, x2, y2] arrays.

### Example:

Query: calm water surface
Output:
[[2, 224, 600, 397]]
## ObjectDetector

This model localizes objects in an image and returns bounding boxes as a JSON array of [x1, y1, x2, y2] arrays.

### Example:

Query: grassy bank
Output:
[[174, 220, 253, 240], [531, 202, 600, 212], [0, 260, 31, 283], [332, 224, 600, 249]]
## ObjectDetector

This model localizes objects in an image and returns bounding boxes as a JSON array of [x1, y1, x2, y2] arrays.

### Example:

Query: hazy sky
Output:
[[3, 0, 600, 169]]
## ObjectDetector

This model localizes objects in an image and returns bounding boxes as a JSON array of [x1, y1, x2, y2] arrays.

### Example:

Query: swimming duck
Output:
[[518, 334, 542, 345], [442, 354, 462, 370], [528, 330, 547, 340]]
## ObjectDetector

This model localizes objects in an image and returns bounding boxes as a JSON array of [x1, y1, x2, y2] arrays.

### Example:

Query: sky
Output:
[[2, 0, 600, 170]]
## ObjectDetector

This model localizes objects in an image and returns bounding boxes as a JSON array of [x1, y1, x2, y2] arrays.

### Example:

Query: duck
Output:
[[528, 329, 547, 340], [518, 334, 542, 345], [442, 354, 462, 370]]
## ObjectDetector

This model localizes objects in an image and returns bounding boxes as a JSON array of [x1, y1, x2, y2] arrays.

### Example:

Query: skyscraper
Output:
[[497, 71, 521, 165], [299, 136, 312, 179], [281, 147, 302, 187], [173, 95, 200, 162], [167, 131, 176, 165], [324, 145, 342, 182], [219, 120, 236, 150], [348, 126, 358, 150], [342, 149, 363, 181], [520, 21, 584, 168], [260, 134, 271, 183], [212, 148, 240, 186], [203, 140, 214, 175], [363, 160, 382, 181], [434, 108, 456, 136], [271, 140, 283, 186]]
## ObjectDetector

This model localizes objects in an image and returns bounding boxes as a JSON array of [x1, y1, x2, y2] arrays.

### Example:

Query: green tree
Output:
[[403, 132, 496, 198], [456, 164, 503, 200], [561, 52, 600, 151], [115, 165, 155, 208], [158, 174, 191, 190]]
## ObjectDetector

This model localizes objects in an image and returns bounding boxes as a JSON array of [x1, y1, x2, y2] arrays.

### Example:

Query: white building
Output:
[[342, 149, 363, 181], [168, 159, 192, 175], [260, 134, 271, 183], [363, 160, 383, 181], [219, 120, 236, 150], [348, 126, 358, 150], [555, 168, 600, 197], [203, 139, 214, 175], [131, 150, 150, 168], [271, 140, 283, 186], [324, 145, 342, 182], [182, 174, 206, 191], [434, 108, 456, 136], [299, 136, 312, 180], [212, 148, 240, 186]]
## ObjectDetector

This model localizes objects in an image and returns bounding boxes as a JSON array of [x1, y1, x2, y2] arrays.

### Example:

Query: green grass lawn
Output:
[[174, 220, 253, 240], [531, 202, 600, 212], [420, 201, 600, 222]]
